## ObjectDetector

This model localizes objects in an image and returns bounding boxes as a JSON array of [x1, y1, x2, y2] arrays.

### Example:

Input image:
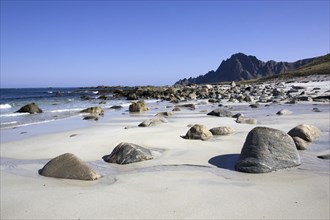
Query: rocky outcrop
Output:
[[235, 127, 301, 173], [175, 53, 317, 85], [181, 124, 213, 141], [103, 142, 153, 164], [39, 153, 101, 180], [16, 103, 43, 114], [209, 127, 235, 135], [129, 100, 149, 112]]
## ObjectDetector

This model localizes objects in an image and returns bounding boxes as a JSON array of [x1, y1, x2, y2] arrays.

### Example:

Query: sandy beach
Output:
[[1, 80, 329, 219]]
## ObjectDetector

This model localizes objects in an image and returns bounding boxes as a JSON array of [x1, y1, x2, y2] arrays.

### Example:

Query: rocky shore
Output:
[[1, 74, 329, 219]]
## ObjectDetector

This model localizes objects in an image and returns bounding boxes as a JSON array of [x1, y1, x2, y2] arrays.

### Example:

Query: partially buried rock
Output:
[[288, 124, 321, 143], [155, 111, 174, 117], [235, 127, 301, 173], [236, 116, 257, 124], [317, 154, 330, 160], [110, 105, 123, 110], [181, 124, 213, 141], [292, 136, 310, 150], [103, 142, 153, 164], [138, 117, 167, 127], [209, 127, 235, 135], [129, 100, 149, 112], [39, 153, 101, 180], [207, 108, 233, 117], [16, 103, 43, 114], [175, 103, 196, 110], [276, 109, 292, 115]]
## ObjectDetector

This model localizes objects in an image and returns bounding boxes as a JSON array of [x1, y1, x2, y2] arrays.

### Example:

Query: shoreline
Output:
[[1, 77, 329, 219]]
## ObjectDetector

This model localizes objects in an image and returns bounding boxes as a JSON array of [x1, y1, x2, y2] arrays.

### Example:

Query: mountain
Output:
[[175, 53, 320, 85]]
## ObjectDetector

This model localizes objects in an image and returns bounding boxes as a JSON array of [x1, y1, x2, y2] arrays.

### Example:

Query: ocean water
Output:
[[0, 87, 133, 129]]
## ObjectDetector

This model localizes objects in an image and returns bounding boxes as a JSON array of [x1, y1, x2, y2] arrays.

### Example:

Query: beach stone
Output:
[[236, 116, 257, 124], [317, 154, 330, 160], [155, 111, 174, 117], [312, 107, 321, 112], [129, 100, 149, 112], [235, 127, 301, 173], [80, 106, 104, 116], [172, 107, 181, 111], [232, 113, 244, 118], [181, 124, 213, 141], [39, 153, 101, 180], [110, 105, 123, 110], [138, 117, 167, 127], [207, 108, 233, 117], [288, 124, 321, 142], [209, 127, 235, 135], [175, 103, 196, 110], [249, 103, 260, 108], [16, 103, 43, 114], [83, 115, 99, 121], [276, 109, 292, 115], [292, 136, 310, 150], [103, 142, 153, 164]]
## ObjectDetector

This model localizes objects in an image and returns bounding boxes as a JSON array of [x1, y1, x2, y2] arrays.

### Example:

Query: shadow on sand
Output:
[[208, 154, 240, 171]]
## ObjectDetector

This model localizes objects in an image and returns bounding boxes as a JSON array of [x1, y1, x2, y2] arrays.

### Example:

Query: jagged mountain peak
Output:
[[175, 53, 317, 85]]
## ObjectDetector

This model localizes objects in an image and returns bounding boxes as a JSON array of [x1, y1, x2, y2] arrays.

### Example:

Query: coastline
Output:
[[1, 78, 329, 219]]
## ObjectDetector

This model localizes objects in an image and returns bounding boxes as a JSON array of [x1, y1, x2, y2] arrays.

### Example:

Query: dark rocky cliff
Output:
[[175, 53, 317, 85]]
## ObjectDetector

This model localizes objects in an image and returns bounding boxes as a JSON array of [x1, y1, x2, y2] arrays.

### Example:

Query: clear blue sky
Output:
[[1, 0, 329, 88]]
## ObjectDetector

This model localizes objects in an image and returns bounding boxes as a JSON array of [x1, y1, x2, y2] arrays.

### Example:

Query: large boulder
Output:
[[207, 108, 233, 117], [288, 124, 321, 143], [129, 100, 149, 112], [16, 103, 43, 114], [235, 127, 301, 173], [181, 124, 213, 141], [103, 142, 153, 164], [39, 153, 101, 180], [209, 127, 235, 135], [80, 106, 104, 116], [138, 117, 167, 127]]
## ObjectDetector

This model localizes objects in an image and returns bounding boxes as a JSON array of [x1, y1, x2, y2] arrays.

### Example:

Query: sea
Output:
[[0, 87, 134, 129]]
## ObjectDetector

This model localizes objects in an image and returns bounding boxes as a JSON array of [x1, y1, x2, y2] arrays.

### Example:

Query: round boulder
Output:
[[209, 127, 235, 135], [129, 100, 149, 112], [181, 124, 213, 141], [235, 127, 301, 173], [16, 103, 43, 114], [103, 142, 153, 164], [288, 124, 321, 143], [39, 153, 101, 180]]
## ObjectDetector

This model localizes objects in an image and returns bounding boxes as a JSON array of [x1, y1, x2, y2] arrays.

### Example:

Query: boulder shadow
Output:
[[208, 154, 240, 171]]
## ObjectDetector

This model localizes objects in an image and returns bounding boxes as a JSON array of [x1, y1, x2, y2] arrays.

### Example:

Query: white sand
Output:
[[1, 94, 329, 219]]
